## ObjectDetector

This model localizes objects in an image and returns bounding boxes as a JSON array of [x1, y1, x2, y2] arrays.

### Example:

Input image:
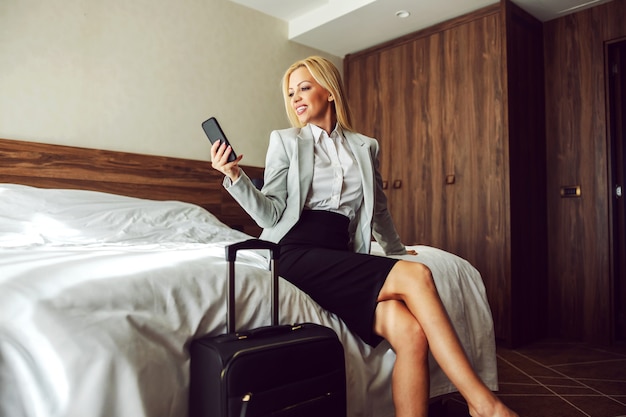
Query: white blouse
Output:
[[305, 124, 364, 222]]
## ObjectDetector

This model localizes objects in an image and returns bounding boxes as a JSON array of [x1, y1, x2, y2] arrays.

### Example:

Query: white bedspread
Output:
[[0, 184, 497, 417]]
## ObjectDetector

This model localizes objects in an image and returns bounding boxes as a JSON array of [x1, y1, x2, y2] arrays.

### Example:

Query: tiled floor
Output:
[[430, 340, 626, 417]]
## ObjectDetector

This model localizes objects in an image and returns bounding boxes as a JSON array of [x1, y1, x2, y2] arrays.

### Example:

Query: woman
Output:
[[211, 56, 518, 417]]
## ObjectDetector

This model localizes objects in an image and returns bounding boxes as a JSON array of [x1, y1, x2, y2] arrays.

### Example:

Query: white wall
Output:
[[0, 0, 341, 167]]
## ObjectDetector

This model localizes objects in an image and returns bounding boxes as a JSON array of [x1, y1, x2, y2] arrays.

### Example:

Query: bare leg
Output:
[[374, 300, 429, 417], [376, 260, 518, 417]]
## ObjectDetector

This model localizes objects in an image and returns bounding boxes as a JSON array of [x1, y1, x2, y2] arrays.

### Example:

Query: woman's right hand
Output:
[[211, 139, 243, 182]]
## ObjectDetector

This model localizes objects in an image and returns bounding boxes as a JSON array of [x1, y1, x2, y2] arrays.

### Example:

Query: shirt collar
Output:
[[310, 123, 344, 144]]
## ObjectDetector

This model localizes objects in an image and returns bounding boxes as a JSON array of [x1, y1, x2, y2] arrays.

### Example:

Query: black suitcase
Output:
[[189, 239, 347, 417]]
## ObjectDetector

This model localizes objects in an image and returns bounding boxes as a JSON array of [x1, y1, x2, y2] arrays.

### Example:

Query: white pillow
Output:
[[0, 183, 249, 248]]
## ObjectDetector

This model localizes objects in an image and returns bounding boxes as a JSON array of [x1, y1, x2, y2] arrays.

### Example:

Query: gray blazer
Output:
[[224, 125, 406, 255]]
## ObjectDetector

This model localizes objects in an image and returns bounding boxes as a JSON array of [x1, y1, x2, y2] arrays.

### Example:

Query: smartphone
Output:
[[202, 117, 237, 163]]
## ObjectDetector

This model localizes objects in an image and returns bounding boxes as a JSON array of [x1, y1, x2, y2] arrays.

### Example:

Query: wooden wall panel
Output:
[[543, 0, 626, 344]]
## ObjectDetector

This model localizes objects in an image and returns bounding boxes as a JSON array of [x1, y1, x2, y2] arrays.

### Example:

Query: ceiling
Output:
[[229, 0, 613, 57]]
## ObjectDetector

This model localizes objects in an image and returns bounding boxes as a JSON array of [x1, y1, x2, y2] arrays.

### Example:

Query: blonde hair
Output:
[[281, 56, 354, 132]]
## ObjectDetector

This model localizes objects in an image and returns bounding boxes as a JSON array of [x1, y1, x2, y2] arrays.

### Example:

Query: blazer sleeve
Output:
[[224, 130, 290, 229]]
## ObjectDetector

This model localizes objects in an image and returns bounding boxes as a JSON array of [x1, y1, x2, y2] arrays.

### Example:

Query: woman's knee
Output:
[[379, 261, 436, 300], [375, 300, 428, 353]]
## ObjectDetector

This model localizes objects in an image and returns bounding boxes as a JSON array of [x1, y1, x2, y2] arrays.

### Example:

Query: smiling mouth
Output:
[[296, 105, 307, 115]]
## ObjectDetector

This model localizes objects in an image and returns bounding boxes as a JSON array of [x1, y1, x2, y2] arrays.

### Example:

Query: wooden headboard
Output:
[[0, 138, 263, 236]]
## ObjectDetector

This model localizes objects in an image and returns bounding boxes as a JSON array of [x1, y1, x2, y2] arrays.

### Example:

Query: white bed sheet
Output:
[[0, 184, 497, 417]]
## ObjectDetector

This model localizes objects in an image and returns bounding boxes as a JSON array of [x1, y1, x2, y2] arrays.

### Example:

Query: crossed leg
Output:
[[374, 260, 519, 417], [374, 299, 430, 416]]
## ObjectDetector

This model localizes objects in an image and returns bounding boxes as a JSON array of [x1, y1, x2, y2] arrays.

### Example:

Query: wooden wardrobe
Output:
[[344, 0, 547, 347]]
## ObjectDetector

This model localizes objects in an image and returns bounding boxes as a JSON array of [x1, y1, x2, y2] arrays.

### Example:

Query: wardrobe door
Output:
[[344, 50, 400, 237], [377, 43, 421, 244], [438, 13, 507, 270], [411, 14, 510, 342], [345, 9, 510, 340], [346, 44, 418, 244], [408, 33, 449, 248]]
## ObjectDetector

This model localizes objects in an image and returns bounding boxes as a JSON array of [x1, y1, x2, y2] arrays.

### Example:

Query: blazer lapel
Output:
[[345, 132, 374, 218], [345, 132, 375, 253], [296, 126, 315, 209]]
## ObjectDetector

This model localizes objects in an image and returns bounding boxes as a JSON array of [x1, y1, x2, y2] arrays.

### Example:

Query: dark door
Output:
[[607, 39, 626, 342]]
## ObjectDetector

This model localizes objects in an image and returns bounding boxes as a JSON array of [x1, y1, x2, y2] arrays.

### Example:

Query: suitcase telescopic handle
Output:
[[225, 239, 281, 334]]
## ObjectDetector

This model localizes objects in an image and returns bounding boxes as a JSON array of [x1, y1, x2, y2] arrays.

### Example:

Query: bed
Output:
[[0, 138, 498, 417]]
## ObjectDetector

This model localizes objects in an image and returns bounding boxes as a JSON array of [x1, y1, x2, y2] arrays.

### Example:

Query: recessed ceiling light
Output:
[[395, 10, 410, 18]]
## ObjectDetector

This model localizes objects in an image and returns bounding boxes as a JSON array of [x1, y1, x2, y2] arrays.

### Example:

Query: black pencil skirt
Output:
[[278, 210, 399, 347]]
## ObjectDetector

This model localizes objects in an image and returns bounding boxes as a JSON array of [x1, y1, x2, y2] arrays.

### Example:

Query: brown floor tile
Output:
[[499, 394, 589, 417], [497, 351, 562, 378], [553, 359, 626, 381], [514, 342, 626, 367], [457, 341, 626, 417], [535, 375, 586, 387], [496, 382, 554, 396], [565, 395, 626, 417], [576, 378, 626, 396], [543, 383, 598, 396], [496, 357, 540, 384]]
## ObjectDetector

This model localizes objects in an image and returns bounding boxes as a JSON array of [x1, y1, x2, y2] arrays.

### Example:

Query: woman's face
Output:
[[288, 66, 334, 130]]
